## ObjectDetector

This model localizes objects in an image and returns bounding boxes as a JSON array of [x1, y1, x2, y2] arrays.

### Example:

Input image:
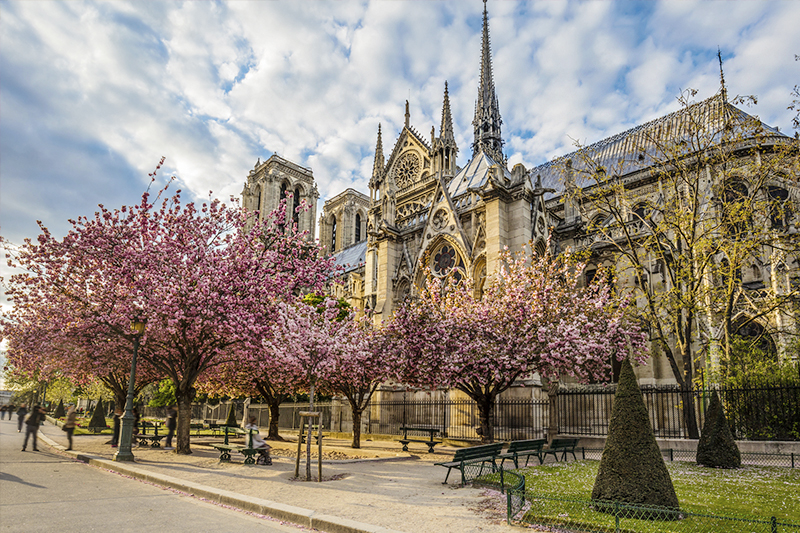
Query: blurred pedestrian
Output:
[[16, 404, 28, 432], [164, 405, 177, 450], [245, 415, 272, 465], [64, 404, 77, 450], [110, 407, 123, 447], [22, 404, 45, 452], [0, 405, 6, 420]]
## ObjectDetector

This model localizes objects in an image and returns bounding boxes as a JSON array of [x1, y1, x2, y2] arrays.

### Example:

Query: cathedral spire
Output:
[[472, 0, 504, 163], [404, 100, 410, 129], [372, 123, 385, 179], [717, 47, 728, 104], [440, 81, 455, 146]]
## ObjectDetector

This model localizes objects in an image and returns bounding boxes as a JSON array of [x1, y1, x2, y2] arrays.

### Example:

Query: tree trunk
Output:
[[351, 408, 362, 449], [267, 399, 284, 441], [547, 380, 559, 444], [175, 389, 193, 455], [475, 395, 495, 444], [306, 379, 314, 481]]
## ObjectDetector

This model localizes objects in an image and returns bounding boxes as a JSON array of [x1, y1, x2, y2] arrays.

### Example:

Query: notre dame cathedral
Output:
[[243, 2, 798, 387]]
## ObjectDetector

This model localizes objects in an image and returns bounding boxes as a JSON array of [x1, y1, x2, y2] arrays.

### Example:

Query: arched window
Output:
[[355, 213, 362, 242], [331, 216, 337, 252], [293, 187, 300, 226], [255, 187, 262, 213], [723, 179, 751, 238], [768, 186, 791, 229], [431, 242, 465, 281], [280, 182, 288, 200]]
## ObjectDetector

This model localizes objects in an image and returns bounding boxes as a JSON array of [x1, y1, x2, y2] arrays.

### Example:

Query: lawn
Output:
[[492, 460, 800, 532]]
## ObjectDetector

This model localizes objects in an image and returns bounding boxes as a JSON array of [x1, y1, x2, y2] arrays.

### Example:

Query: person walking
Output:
[[64, 404, 77, 450], [110, 408, 123, 447], [0, 405, 6, 420], [164, 406, 177, 450], [22, 405, 45, 451], [16, 404, 28, 432]]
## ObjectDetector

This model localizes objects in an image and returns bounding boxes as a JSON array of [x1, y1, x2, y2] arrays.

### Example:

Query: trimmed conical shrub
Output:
[[87, 399, 108, 431], [697, 390, 741, 468], [53, 399, 65, 418], [224, 403, 238, 427], [591, 358, 680, 516]]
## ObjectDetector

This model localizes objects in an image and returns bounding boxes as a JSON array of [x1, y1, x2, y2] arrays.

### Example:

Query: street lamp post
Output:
[[114, 317, 146, 462]]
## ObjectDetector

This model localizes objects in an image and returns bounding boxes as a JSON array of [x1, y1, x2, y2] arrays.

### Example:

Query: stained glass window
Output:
[[432, 244, 464, 281]]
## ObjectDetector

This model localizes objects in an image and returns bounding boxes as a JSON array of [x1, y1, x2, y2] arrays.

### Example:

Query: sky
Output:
[[1, 0, 799, 383]]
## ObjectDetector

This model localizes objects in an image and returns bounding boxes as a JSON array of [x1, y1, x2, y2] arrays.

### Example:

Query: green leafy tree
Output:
[[566, 89, 800, 436], [592, 358, 679, 514]]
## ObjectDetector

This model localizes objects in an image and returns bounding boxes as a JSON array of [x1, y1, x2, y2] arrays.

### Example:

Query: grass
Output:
[[480, 460, 800, 532], [520, 460, 800, 521]]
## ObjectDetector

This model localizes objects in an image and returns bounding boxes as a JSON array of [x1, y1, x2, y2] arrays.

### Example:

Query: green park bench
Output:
[[210, 428, 269, 465], [398, 426, 442, 453], [136, 421, 166, 447], [496, 438, 548, 469], [434, 442, 505, 486], [542, 437, 579, 462]]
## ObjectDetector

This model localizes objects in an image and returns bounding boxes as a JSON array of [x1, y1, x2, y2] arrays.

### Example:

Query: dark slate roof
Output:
[[331, 241, 367, 274], [531, 94, 786, 190], [448, 151, 512, 198]]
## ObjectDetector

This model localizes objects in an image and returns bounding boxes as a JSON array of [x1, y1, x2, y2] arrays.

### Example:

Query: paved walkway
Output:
[[35, 422, 517, 533]]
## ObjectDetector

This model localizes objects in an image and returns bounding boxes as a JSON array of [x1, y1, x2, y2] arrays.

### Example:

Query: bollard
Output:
[[771, 516, 777, 533]]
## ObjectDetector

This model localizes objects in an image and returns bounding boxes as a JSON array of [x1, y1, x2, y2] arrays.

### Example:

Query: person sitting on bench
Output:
[[244, 416, 272, 465]]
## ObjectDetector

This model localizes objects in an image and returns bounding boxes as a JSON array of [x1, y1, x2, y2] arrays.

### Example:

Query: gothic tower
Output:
[[241, 154, 319, 239]]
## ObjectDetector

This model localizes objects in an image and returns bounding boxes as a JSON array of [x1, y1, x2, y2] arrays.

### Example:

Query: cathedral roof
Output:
[[532, 94, 787, 192], [448, 150, 512, 198], [330, 241, 367, 274]]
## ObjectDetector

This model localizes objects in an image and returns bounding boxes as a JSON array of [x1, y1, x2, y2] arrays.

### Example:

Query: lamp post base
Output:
[[113, 449, 135, 462]]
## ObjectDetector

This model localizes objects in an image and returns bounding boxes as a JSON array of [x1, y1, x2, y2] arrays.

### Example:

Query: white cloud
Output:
[[1, 0, 798, 258]]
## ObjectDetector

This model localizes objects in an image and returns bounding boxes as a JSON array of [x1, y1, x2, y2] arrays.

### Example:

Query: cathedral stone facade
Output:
[[245, 3, 798, 388], [241, 154, 318, 238]]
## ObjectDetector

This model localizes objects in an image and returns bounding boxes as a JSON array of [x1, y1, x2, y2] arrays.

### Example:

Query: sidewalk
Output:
[[37, 423, 516, 533]]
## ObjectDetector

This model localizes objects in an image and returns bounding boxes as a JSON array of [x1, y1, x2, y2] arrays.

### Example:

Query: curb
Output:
[[38, 431, 406, 533]]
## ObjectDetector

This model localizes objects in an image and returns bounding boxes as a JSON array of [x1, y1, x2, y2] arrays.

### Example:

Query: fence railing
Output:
[[558, 384, 800, 440], [139, 383, 799, 443]]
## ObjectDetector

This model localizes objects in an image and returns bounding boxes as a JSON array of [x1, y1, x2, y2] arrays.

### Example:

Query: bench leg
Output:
[[219, 451, 231, 462], [443, 467, 452, 485]]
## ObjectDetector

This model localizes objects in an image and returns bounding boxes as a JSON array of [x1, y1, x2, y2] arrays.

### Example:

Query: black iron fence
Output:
[[139, 383, 799, 442], [557, 384, 800, 441]]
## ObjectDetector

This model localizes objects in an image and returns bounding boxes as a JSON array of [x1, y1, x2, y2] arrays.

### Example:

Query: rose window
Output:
[[394, 152, 420, 189], [432, 244, 464, 281]]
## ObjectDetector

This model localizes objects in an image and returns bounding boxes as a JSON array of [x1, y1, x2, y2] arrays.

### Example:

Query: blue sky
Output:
[[1, 0, 799, 295]]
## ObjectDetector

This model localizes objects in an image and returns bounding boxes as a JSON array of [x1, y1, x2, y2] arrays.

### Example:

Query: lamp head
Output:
[[131, 317, 147, 335]]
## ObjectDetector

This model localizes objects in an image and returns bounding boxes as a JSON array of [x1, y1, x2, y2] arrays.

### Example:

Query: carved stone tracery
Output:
[[394, 152, 421, 189]]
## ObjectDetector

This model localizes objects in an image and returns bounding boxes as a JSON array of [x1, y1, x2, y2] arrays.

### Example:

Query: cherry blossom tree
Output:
[[264, 297, 362, 479], [385, 245, 648, 443], [199, 347, 306, 441], [325, 316, 390, 449], [2, 168, 332, 454]]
